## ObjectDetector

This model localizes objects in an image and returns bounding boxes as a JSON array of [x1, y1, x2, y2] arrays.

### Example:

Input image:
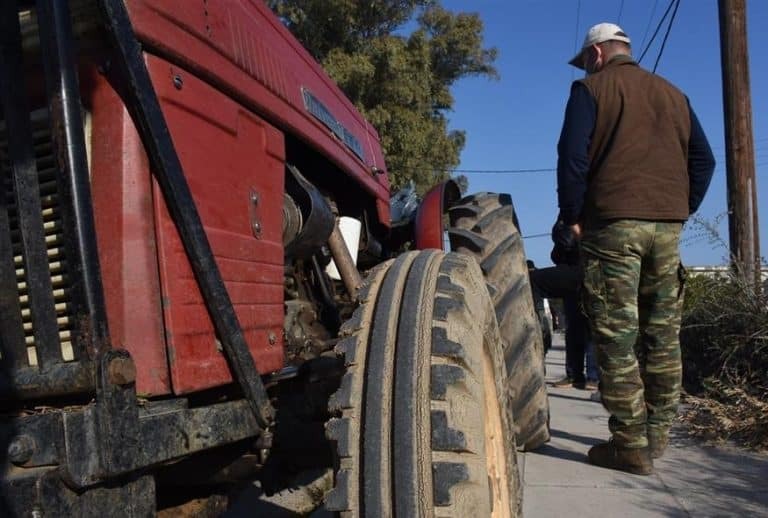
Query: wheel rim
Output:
[[482, 349, 512, 518]]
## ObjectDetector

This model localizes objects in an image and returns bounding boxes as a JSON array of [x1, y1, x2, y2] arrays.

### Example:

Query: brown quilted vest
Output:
[[578, 55, 691, 223]]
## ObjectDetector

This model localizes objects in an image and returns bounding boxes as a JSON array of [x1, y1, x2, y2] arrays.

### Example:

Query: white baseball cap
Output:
[[569, 22, 631, 69]]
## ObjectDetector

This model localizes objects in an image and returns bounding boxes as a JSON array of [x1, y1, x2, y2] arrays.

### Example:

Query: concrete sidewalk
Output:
[[521, 333, 768, 517]]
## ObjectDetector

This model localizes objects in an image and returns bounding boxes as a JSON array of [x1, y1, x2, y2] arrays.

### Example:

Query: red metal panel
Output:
[[147, 55, 285, 394], [124, 0, 391, 228], [86, 67, 171, 396], [415, 181, 461, 250]]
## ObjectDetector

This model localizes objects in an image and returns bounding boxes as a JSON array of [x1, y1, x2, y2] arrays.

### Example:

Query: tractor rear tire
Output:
[[325, 250, 521, 517], [449, 192, 550, 451]]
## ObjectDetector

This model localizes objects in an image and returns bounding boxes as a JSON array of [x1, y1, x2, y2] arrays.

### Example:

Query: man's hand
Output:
[[570, 223, 582, 240], [552, 220, 580, 248], [551, 220, 583, 265]]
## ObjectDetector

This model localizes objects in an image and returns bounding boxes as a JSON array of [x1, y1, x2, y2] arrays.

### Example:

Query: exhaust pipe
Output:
[[327, 218, 362, 299]]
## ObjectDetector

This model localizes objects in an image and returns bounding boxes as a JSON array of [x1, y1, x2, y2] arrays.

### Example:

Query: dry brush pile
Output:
[[679, 270, 768, 450]]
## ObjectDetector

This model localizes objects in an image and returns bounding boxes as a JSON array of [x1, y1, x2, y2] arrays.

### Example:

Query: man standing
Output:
[[557, 23, 715, 475]]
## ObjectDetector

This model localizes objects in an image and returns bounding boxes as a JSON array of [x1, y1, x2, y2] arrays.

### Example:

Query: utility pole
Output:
[[718, 0, 761, 285]]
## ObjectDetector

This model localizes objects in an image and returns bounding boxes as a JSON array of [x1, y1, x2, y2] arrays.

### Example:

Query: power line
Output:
[[711, 136, 768, 150], [637, 0, 677, 64], [450, 167, 555, 175], [522, 233, 550, 239], [571, 0, 582, 81], [404, 143, 768, 177], [652, 0, 681, 73], [617, 0, 626, 25], [399, 167, 556, 175], [573, 0, 582, 55], [638, 0, 660, 51], [423, 142, 768, 176]]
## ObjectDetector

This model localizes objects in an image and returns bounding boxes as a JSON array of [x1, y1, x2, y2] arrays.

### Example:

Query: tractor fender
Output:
[[414, 179, 461, 250]]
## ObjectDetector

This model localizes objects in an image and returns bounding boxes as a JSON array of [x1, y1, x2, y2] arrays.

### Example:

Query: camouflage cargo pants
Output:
[[581, 220, 685, 449]]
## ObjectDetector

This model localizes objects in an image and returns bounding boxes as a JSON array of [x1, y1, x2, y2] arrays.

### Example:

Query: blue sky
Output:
[[440, 0, 767, 268]]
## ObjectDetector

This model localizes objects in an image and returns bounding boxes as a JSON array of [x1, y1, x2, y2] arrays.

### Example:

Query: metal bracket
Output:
[[249, 189, 262, 238]]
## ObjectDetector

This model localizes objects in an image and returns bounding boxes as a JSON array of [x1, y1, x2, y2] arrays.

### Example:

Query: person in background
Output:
[[527, 260, 554, 354], [529, 221, 598, 390], [558, 22, 715, 475]]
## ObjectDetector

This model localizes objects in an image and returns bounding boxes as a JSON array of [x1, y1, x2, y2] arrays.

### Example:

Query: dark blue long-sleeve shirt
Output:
[[556, 82, 716, 225]]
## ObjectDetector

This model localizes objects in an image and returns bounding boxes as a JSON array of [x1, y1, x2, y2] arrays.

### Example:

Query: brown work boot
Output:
[[648, 434, 669, 459], [587, 441, 653, 475]]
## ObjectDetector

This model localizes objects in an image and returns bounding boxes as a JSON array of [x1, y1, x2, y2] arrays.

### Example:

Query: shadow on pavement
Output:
[[547, 391, 593, 403], [528, 442, 590, 464], [549, 428, 603, 447]]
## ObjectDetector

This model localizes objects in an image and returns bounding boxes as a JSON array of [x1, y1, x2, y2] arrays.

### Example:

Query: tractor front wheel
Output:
[[325, 250, 521, 517]]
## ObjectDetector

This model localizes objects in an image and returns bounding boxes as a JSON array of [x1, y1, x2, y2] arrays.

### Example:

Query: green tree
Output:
[[268, 1, 497, 193]]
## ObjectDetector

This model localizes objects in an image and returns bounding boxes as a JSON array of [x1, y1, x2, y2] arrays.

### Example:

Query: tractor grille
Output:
[[0, 109, 75, 367]]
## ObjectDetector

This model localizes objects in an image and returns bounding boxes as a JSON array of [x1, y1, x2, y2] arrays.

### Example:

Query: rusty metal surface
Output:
[[0, 361, 95, 400], [327, 221, 362, 298], [2, 469, 155, 517]]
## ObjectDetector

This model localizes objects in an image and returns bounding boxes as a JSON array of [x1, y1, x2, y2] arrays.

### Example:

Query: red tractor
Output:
[[0, 1, 548, 515]]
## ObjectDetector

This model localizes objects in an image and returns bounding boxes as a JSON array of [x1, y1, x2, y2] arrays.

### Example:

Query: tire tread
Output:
[[449, 192, 551, 451]]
